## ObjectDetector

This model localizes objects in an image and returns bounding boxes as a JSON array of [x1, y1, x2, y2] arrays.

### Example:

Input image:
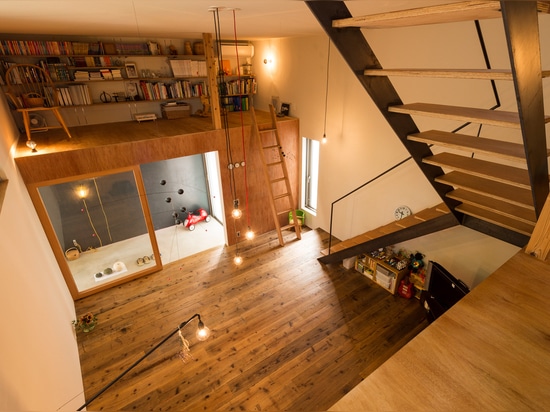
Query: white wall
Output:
[[0, 94, 84, 410], [252, 18, 527, 288]]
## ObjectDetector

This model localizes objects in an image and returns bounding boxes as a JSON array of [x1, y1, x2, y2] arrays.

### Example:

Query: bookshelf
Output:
[[219, 75, 257, 112], [355, 250, 409, 295], [0, 36, 216, 125]]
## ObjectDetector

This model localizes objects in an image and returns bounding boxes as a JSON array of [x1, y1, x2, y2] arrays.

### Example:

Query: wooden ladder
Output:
[[251, 104, 301, 246]]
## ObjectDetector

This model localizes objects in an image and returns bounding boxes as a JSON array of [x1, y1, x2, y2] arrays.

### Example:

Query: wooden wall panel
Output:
[[14, 113, 300, 246]]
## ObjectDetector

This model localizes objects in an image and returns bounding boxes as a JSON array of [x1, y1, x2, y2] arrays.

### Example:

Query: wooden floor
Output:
[[75, 227, 428, 411], [330, 248, 550, 411]]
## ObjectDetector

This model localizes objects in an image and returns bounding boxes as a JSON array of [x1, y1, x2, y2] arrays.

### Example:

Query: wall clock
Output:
[[394, 205, 412, 220]]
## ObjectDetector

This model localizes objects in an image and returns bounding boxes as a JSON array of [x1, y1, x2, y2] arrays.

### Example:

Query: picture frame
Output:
[[280, 102, 290, 116], [125, 63, 138, 79], [125, 82, 140, 101]]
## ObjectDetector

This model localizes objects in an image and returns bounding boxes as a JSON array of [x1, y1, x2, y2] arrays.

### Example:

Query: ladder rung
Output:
[[263, 144, 279, 149], [280, 224, 296, 231], [260, 128, 277, 132], [273, 193, 290, 200], [271, 177, 286, 184], [277, 209, 293, 216], [267, 161, 283, 167]]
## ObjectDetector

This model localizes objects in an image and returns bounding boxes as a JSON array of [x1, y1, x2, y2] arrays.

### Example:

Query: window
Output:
[[302, 137, 320, 213]]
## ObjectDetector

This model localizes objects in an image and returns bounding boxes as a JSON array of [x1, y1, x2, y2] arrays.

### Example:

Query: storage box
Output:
[[343, 257, 355, 270], [161, 102, 190, 119]]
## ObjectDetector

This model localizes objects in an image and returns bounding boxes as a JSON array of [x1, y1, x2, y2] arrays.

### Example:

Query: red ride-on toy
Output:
[[183, 208, 211, 231]]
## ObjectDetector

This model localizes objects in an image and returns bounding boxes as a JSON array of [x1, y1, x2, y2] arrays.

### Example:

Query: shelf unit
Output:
[[355, 251, 409, 295], [218, 75, 257, 112], [0, 36, 220, 126]]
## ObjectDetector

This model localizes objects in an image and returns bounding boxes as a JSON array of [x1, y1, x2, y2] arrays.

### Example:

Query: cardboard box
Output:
[[161, 102, 190, 119]]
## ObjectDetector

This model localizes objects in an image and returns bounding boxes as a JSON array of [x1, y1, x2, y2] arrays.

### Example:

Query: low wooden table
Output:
[[330, 250, 550, 411]]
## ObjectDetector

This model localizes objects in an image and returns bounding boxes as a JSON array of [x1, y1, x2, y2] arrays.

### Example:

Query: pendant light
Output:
[[322, 38, 330, 144]]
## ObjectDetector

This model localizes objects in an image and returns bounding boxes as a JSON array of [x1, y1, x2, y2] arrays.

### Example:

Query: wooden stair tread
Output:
[[388, 102, 542, 128], [364, 68, 550, 80], [447, 188, 536, 224], [333, 1, 550, 29], [456, 203, 534, 236], [408, 130, 548, 162], [332, 1, 503, 29], [436, 171, 534, 209], [424, 152, 531, 189]]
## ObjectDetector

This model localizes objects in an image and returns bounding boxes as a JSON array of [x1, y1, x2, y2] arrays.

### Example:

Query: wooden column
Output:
[[203, 32, 222, 129]]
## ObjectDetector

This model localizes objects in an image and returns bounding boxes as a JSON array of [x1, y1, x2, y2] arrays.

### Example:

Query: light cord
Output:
[[323, 38, 331, 139]]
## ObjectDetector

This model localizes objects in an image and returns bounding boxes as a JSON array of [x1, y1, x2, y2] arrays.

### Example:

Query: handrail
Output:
[[325, 20, 500, 255]]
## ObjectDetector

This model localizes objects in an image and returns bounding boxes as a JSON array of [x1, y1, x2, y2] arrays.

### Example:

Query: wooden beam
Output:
[[501, 1, 550, 217], [203, 33, 221, 130]]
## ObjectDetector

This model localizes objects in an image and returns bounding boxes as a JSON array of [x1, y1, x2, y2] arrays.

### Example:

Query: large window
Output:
[[302, 137, 320, 213]]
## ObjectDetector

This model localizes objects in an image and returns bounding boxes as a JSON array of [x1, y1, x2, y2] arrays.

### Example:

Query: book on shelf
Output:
[[169, 59, 207, 77]]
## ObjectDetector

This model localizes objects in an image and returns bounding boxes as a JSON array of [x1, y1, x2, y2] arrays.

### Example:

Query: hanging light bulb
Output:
[[26, 140, 37, 152], [245, 227, 255, 240], [231, 199, 242, 219], [234, 255, 243, 265], [195, 320, 211, 341], [76, 185, 89, 199], [322, 133, 327, 144], [232, 207, 242, 219]]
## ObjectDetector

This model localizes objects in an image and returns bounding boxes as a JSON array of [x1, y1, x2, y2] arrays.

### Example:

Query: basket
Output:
[[65, 247, 80, 261], [23, 93, 44, 108]]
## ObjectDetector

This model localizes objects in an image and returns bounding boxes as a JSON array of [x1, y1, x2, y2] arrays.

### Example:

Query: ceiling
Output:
[[0, 1, 460, 40]]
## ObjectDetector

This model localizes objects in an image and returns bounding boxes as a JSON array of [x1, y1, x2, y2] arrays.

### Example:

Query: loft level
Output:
[[333, 1, 550, 29]]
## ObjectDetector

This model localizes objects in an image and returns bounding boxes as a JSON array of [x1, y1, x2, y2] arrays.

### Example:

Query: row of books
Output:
[[219, 78, 257, 96], [69, 55, 115, 68], [0, 40, 156, 56], [73, 69, 123, 81], [222, 96, 251, 112], [138, 80, 209, 101], [44, 84, 92, 106], [169, 59, 208, 78]]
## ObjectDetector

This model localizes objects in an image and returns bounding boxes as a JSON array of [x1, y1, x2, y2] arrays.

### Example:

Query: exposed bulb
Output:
[[322, 133, 327, 144], [196, 323, 211, 341], [234, 255, 243, 265], [76, 185, 89, 199], [245, 228, 255, 240], [26, 140, 37, 152], [232, 207, 242, 219]]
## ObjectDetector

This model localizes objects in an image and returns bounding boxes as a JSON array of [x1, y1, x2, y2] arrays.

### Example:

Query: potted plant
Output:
[[73, 312, 98, 333]]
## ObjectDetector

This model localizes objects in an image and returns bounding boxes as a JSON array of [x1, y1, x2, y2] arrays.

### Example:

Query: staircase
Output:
[[307, 1, 550, 264]]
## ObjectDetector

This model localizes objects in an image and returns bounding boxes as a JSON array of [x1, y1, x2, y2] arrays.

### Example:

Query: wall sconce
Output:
[[263, 57, 273, 65]]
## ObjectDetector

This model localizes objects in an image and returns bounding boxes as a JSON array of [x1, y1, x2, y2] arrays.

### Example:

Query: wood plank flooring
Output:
[[75, 227, 428, 411]]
